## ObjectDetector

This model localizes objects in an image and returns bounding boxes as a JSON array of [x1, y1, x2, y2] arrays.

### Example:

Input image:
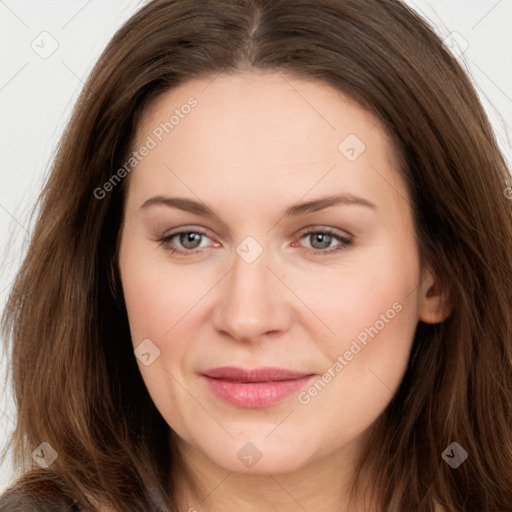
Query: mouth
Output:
[[200, 366, 316, 408]]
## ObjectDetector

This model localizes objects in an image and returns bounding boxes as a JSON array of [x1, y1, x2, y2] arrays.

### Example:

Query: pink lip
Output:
[[200, 366, 316, 408]]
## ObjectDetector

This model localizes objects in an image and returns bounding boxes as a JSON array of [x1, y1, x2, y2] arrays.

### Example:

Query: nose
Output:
[[211, 245, 293, 343]]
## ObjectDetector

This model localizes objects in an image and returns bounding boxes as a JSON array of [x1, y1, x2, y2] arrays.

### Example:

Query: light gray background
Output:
[[0, 0, 511, 493]]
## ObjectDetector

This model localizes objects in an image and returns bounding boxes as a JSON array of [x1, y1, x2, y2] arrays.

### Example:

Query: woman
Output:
[[1, 0, 511, 510]]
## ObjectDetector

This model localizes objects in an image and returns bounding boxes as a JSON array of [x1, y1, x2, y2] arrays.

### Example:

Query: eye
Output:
[[294, 228, 354, 256], [157, 230, 214, 255]]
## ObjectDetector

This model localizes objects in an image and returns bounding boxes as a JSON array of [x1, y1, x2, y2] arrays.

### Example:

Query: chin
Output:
[[197, 435, 315, 475]]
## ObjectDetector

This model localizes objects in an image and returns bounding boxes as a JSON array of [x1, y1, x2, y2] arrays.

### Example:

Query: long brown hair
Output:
[[2, 0, 512, 510]]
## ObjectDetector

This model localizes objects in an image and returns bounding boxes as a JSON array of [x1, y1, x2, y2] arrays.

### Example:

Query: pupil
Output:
[[312, 233, 331, 249], [181, 232, 201, 249]]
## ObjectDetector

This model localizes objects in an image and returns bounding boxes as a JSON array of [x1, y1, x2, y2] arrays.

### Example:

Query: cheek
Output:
[[119, 242, 209, 344], [291, 236, 421, 410], [293, 241, 419, 350], [119, 240, 204, 430], [295, 237, 420, 416]]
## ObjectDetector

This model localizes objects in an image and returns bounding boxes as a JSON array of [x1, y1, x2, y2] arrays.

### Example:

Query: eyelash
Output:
[[156, 228, 354, 257]]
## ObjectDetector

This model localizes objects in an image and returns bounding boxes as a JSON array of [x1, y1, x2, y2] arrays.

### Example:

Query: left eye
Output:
[[294, 228, 353, 256]]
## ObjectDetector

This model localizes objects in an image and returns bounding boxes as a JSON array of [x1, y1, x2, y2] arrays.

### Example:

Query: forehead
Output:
[[127, 71, 405, 208]]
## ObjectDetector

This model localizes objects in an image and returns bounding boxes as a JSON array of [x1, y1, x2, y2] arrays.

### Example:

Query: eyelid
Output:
[[159, 225, 216, 241], [295, 224, 353, 240]]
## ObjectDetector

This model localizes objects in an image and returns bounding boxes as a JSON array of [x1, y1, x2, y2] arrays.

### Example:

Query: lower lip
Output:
[[201, 375, 315, 408]]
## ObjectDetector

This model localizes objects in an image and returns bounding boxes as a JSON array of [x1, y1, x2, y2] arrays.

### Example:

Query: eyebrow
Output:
[[140, 194, 377, 219]]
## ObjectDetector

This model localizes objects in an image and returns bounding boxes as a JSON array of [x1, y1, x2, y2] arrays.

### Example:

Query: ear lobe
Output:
[[418, 266, 453, 324]]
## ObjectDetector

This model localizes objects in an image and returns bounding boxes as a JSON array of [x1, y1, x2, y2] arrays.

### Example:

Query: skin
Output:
[[117, 71, 451, 512]]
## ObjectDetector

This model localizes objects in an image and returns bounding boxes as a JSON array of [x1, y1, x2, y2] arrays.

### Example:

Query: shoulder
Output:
[[0, 474, 82, 512]]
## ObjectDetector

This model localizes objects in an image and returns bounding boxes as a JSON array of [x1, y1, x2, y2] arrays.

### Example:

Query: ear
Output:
[[417, 265, 453, 324]]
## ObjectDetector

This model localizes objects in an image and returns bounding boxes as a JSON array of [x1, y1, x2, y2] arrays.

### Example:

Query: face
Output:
[[118, 71, 445, 476]]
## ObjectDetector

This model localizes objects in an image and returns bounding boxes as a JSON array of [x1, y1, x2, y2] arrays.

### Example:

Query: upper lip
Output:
[[201, 366, 314, 383]]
